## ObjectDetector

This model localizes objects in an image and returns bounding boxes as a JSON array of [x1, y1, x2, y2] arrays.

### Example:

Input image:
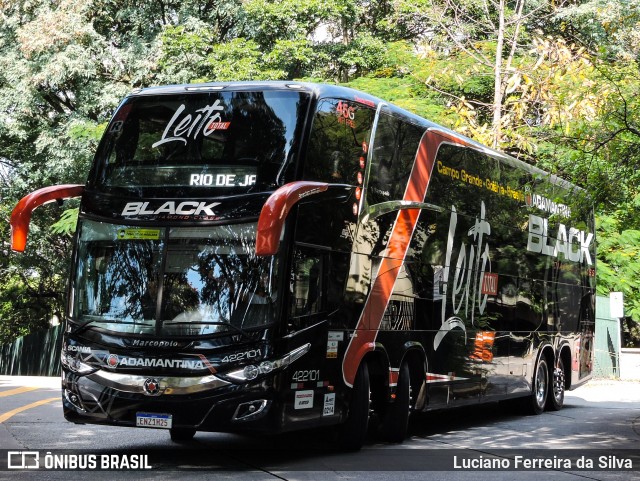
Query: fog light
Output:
[[232, 400, 270, 421], [64, 389, 85, 411]]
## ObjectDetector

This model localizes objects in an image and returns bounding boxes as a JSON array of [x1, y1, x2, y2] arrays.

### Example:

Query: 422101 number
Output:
[[291, 369, 320, 382]]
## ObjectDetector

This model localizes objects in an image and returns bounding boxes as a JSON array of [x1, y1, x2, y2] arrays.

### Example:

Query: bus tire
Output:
[[528, 357, 549, 415], [337, 361, 370, 451], [379, 362, 410, 443], [170, 427, 196, 442], [546, 358, 565, 411]]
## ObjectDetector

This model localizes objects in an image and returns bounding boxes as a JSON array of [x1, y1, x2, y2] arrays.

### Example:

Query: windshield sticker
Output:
[[152, 101, 229, 148], [117, 228, 160, 240], [328, 331, 344, 341], [189, 173, 257, 187]]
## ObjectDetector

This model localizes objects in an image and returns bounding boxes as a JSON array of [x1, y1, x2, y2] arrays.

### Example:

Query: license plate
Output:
[[136, 412, 172, 429]]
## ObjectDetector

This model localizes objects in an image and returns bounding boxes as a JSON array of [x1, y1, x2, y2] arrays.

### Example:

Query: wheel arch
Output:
[[400, 342, 427, 408], [362, 344, 390, 408], [535, 343, 555, 386], [558, 344, 572, 390]]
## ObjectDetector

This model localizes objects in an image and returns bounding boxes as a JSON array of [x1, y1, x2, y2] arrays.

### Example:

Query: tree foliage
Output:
[[1, 0, 640, 342]]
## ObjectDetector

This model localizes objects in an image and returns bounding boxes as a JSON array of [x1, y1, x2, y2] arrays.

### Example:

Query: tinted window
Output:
[[367, 113, 425, 204], [90, 90, 310, 196], [304, 98, 375, 184], [72, 219, 279, 336]]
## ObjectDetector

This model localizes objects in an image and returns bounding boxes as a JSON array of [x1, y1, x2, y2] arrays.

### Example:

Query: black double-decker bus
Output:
[[11, 82, 595, 449]]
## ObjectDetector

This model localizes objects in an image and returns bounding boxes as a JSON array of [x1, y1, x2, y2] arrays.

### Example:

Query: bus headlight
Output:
[[223, 343, 311, 383], [242, 365, 260, 381], [61, 351, 97, 375]]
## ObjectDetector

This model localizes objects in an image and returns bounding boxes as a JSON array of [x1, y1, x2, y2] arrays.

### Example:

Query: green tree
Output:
[[3, 0, 640, 341]]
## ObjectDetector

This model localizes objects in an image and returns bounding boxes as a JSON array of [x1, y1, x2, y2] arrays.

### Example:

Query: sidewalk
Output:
[[620, 348, 640, 380], [573, 377, 640, 404], [0, 375, 60, 388]]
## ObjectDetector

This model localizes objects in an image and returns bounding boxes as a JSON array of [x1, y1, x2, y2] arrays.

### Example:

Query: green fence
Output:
[[0, 324, 63, 376], [594, 295, 621, 378]]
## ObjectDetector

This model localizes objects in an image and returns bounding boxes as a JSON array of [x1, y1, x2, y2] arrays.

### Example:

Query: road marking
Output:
[[0, 397, 59, 423], [0, 386, 39, 398]]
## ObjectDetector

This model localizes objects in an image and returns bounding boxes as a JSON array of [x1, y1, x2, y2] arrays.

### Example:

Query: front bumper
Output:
[[62, 369, 280, 433]]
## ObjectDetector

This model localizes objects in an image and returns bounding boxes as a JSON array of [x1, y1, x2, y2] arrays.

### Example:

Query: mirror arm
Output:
[[11, 184, 84, 252], [256, 181, 330, 256]]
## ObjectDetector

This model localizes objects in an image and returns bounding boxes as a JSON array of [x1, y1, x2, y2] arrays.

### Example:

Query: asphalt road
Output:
[[0, 376, 639, 480]]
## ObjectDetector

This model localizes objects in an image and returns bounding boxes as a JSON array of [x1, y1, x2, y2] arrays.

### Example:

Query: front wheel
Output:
[[337, 361, 370, 451], [528, 357, 549, 415], [546, 358, 565, 411]]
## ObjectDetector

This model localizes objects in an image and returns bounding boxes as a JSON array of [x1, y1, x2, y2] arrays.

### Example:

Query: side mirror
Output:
[[255, 181, 331, 256], [10, 184, 84, 252]]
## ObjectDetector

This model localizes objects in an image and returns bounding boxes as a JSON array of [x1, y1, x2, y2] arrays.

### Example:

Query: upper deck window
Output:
[[90, 90, 310, 196], [366, 112, 426, 204], [304, 98, 375, 184]]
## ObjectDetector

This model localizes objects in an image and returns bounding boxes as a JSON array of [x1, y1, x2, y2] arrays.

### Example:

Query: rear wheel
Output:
[[546, 358, 565, 411], [170, 427, 196, 442], [337, 361, 370, 451], [379, 362, 411, 443], [528, 357, 549, 415]]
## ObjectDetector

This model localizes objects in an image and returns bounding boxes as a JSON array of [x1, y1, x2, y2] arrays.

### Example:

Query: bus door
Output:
[[282, 95, 376, 422]]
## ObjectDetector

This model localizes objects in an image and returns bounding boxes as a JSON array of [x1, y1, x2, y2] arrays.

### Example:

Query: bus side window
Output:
[[367, 114, 425, 204], [303, 98, 374, 184]]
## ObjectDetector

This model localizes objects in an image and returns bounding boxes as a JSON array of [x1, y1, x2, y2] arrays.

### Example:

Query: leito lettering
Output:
[[152, 101, 229, 148]]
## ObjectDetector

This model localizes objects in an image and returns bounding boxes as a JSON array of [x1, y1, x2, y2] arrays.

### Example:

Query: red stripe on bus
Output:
[[342, 129, 473, 387]]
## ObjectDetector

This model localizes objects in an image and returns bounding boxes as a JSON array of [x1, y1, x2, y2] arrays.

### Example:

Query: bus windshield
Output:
[[90, 89, 309, 195], [71, 219, 278, 337]]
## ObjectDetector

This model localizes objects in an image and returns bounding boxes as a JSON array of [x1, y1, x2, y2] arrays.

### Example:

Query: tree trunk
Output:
[[492, 0, 506, 149]]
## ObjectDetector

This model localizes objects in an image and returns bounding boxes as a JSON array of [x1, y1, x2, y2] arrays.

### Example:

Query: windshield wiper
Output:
[[70, 318, 153, 335], [162, 321, 253, 339]]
